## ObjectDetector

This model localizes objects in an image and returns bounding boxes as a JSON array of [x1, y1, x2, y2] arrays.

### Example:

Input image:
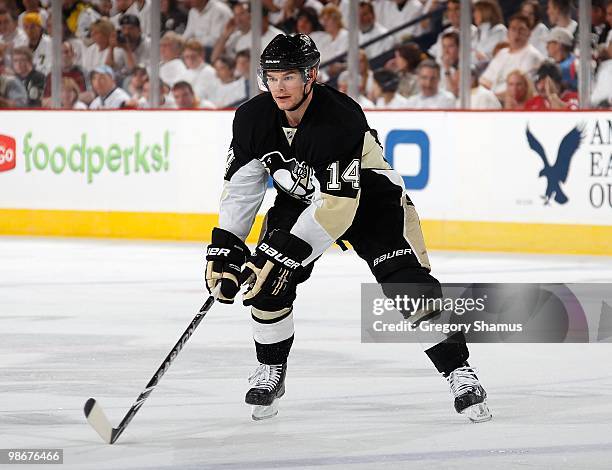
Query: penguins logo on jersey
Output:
[[259, 151, 316, 201]]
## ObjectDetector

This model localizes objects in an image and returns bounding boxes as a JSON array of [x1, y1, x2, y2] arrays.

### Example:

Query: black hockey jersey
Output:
[[219, 83, 418, 267]]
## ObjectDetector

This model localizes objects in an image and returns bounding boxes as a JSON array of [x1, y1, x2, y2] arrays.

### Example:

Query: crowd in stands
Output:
[[0, 0, 611, 109]]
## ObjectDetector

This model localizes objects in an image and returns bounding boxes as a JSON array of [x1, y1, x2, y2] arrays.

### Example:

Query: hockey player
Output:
[[205, 33, 492, 423]]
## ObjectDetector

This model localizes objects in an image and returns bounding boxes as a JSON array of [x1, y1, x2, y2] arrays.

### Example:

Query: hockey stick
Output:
[[84, 285, 221, 444]]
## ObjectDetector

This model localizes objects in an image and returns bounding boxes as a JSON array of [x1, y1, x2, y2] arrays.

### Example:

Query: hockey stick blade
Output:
[[84, 286, 220, 444], [84, 398, 116, 444]]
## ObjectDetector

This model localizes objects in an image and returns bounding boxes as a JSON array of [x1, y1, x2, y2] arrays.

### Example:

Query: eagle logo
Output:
[[526, 124, 584, 205]]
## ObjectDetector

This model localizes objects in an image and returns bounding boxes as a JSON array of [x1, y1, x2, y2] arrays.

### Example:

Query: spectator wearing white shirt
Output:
[[405, 60, 456, 109], [357, 48, 376, 99], [89, 65, 131, 108], [22, 12, 51, 75], [44, 12, 86, 68], [233, 8, 284, 57], [127, 0, 151, 36], [465, 65, 501, 109], [358, 1, 395, 60], [520, 0, 549, 56], [480, 14, 544, 96], [473, 0, 507, 62], [106, 14, 151, 80], [61, 77, 88, 109], [125, 65, 148, 100], [62, 0, 101, 40], [591, 0, 610, 58], [63, 0, 100, 41], [211, 1, 251, 63], [546, 0, 577, 39], [374, 0, 424, 44], [318, 4, 348, 78], [337, 69, 375, 109], [211, 54, 247, 107], [324, 0, 350, 24], [211, 4, 284, 65], [159, 31, 189, 86], [428, 0, 477, 64], [266, 0, 324, 31], [96, 0, 113, 18], [591, 41, 612, 107], [295, 7, 327, 47], [0, 8, 28, 67], [110, 0, 133, 27], [385, 42, 423, 98], [130, 77, 177, 108], [82, 19, 114, 73], [605, 2, 612, 46], [172, 80, 216, 108], [371, 68, 410, 109], [182, 38, 218, 102], [438, 30, 459, 94], [183, 0, 232, 49]]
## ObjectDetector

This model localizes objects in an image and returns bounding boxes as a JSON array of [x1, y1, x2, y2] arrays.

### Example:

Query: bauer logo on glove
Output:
[[257, 242, 302, 269], [239, 230, 312, 310], [205, 228, 250, 304]]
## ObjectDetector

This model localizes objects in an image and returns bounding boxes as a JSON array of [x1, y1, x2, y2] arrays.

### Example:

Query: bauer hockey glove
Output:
[[206, 227, 250, 304], [239, 229, 312, 309]]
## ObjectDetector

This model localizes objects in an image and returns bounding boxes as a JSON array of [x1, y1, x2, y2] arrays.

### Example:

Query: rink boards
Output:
[[0, 110, 610, 254]]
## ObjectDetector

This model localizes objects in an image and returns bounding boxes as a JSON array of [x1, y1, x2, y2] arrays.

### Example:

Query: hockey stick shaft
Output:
[[87, 287, 219, 444]]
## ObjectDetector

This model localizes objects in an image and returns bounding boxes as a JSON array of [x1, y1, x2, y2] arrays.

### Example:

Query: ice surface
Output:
[[1, 237, 612, 469]]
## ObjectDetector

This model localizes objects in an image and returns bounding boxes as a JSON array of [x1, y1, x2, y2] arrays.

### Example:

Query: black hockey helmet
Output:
[[258, 33, 320, 89]]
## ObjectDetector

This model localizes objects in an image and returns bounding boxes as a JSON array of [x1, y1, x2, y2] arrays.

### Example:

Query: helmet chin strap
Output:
[[286, 78, 313, 112]]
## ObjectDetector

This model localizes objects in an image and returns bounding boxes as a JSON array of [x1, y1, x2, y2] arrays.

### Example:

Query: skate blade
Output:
[[463, 402, 492, 423], [251, 399, 279, 421]]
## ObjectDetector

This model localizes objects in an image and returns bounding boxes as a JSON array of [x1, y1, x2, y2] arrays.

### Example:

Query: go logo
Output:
[[384, 130, 429, 190], [0, 135, 16, 172]]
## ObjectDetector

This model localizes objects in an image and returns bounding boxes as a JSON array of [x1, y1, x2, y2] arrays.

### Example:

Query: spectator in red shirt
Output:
[[502, 69, 533, 109], [43, 41, 87, 99], [525, 60, 578, 110]]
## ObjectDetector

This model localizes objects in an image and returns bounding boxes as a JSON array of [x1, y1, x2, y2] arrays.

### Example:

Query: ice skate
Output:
[[246, 363, 286, 421], [447, 362, 492, 423]]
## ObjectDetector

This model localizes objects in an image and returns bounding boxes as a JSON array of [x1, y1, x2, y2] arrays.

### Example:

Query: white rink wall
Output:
[[0, 110, 610, 254]]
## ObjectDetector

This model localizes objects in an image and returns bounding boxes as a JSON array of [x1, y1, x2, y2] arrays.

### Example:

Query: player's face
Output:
[[267, 70, 307, 110]]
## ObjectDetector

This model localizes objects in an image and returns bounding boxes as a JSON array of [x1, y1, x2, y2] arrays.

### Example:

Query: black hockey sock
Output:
[[255, 336, 294, 365], [424, 331, 469, 376]]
